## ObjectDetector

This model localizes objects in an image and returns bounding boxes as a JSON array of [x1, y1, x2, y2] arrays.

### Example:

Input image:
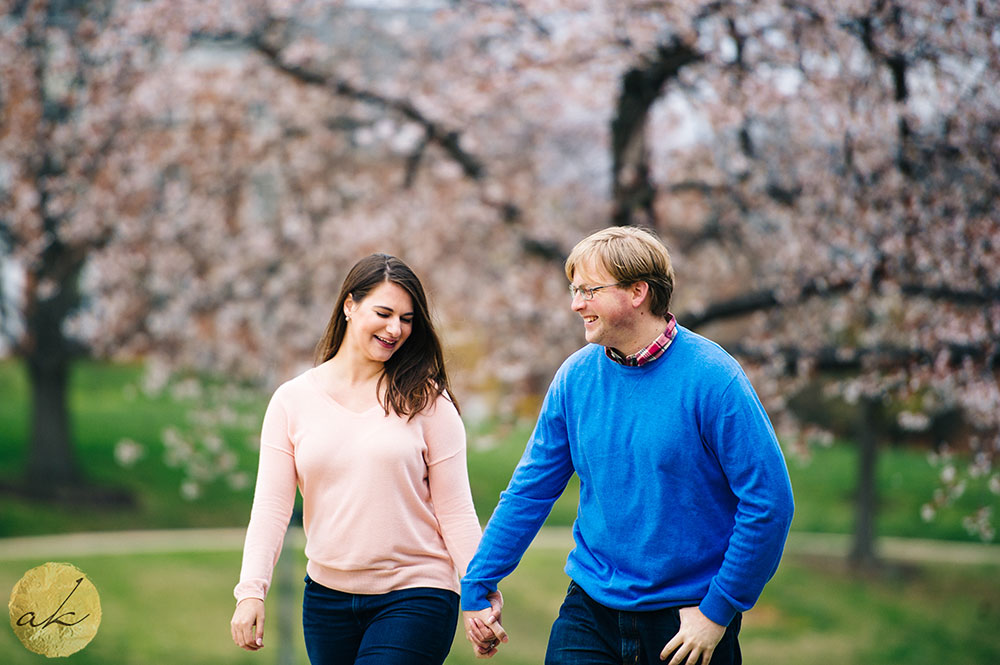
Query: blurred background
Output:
[[1, 1, 998, 663]]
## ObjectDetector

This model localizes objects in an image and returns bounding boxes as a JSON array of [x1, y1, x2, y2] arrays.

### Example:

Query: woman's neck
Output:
[[323, 347, 384, 386]]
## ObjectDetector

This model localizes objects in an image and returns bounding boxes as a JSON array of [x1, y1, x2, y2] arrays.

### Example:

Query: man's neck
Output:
[[609, 315, 672, 358]]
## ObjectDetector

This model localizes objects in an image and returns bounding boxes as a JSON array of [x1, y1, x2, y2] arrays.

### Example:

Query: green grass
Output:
[[742, 556, 1000, 664], [0, 359, 269, 535], [3, 358, 997, 542], [2, 360, 1000, 664], [0, 550, 294, 665], [465, 419, 581, 528], [0, 546, 563, 665], [1, 547, 997, 665], [784, 442, 999, 541]]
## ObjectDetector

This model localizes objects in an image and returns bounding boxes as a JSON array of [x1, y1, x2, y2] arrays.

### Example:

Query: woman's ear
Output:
[[344, 294, 357, 321]]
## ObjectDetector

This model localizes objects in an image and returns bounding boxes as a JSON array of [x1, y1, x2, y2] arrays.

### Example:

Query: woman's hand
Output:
[[231, 598, 266, 651], [463, 590, 508, 658]]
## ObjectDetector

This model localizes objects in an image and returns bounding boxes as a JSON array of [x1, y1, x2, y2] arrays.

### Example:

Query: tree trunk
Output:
[[22, 244, 86, 494], [25, 351, 80, 490], [849, 395, 880, 570]]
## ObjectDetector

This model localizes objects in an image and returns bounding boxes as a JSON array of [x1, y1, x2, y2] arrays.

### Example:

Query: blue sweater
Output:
[[461, 326, 794, 625]]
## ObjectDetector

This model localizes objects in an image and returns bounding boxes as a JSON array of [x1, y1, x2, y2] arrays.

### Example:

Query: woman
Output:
[[231, 253, 497, 664]]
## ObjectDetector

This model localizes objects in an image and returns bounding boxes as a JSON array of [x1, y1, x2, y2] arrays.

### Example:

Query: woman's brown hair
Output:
[[314, 253, 458, 418]]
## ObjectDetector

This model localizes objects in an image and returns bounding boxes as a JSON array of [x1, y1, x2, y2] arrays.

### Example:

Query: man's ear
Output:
[[629, 281, 651, 310]]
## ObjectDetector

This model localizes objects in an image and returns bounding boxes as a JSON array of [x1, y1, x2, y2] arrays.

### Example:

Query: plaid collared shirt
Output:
[[606, 314, 677, 367]]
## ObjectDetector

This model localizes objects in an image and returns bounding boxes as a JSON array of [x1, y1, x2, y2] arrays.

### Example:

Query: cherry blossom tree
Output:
[[2, 0, 996, 552], [1, 0, 148, 492], [642, 0, 1000, 557]]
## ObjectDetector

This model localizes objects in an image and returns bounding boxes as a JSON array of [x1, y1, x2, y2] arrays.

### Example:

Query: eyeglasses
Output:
[[569, 283, 619, 300]]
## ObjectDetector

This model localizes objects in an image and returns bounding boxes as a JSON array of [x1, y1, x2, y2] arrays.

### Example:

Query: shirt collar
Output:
[[605, 314, 677, 367]]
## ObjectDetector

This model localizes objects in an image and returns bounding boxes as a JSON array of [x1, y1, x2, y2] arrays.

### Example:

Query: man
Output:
[[462, 226, 794, 664]]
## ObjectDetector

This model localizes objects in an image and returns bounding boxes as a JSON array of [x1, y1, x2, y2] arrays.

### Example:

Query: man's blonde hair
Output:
[[565, 226, 675, 317]]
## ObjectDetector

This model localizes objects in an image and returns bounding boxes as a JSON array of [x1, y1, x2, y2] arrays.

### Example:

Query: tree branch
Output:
[[249, 34, 486, 181], [679, 278, 1000, 329], [678, 277, 854, 329], [611, 38, 701, 227], [243, 24, 533, 235], [729, 339, 1000, 374]]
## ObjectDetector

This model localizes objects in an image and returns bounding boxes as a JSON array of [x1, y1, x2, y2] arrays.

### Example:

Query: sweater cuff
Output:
[[234, 580, 269, 605], [699, 581, 738, 627], [459, 581, 495, 612]]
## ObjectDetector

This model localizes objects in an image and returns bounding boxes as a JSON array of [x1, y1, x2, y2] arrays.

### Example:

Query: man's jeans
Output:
[[301, 575, 459, 665], [545, 581, 742, 665]]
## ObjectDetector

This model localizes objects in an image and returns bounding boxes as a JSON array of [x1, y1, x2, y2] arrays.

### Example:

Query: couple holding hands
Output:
[[230, 227, 794, 665]]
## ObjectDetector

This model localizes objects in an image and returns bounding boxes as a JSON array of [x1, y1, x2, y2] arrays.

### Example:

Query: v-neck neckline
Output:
[[308, 367, 383, 416]]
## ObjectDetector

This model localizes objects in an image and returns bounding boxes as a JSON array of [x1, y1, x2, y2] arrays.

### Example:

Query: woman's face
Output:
[[344, 281, 415, 364]]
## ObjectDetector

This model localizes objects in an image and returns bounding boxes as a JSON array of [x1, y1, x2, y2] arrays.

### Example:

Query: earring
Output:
[[345, 314, 351, 322]]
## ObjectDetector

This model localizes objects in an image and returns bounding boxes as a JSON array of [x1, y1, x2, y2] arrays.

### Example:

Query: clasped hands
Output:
[[462, 590, 508, 658]]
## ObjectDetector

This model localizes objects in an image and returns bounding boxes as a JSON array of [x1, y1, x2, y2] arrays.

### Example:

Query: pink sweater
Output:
[[234, 368, 482, 602]]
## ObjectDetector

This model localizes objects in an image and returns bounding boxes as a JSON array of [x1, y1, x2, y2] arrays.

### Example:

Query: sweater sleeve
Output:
[[233, 390, 298, 603], [460, 376, 576, 611], [697, 371, 795, 625], [423, 396, 482, 577]]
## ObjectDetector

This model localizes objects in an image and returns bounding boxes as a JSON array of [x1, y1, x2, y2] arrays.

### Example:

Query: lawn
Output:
[[0, 360, 266, 534], [1, 359, 995, 542], [2, 359, 1000, 664], [1, 545, 997, 665]]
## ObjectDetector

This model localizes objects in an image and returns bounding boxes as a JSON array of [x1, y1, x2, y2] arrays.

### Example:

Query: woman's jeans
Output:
[[302, 575, 459, 665], [545, 581, 742, 665]]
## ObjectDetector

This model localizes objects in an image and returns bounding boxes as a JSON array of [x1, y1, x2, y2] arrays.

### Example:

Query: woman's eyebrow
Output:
[[373, 304, 414, 316]]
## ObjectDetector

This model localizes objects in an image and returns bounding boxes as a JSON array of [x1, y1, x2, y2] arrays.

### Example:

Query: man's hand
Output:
[[660, 606, 726, 665], [230, 597, 266, 651], [463, 590, 508, 658]]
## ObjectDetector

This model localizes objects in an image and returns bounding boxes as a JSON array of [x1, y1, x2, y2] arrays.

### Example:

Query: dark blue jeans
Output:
[[545, 581, 742, 665], [301, 575, 459, 665]]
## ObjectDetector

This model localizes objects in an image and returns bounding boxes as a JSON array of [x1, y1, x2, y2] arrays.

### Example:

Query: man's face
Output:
[[569, 257, 633, 349]]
